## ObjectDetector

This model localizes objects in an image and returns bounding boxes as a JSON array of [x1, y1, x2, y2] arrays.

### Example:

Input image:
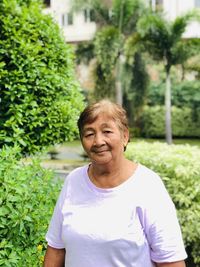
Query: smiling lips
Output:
[[91, 146, 109, 154]]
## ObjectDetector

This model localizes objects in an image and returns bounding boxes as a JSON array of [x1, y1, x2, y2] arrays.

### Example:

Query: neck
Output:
[[89, 158, 136, 188]]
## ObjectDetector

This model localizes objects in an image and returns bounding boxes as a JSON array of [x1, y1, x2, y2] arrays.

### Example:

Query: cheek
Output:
[[81, 140, 87, 150], [81, 139, 92, 152]]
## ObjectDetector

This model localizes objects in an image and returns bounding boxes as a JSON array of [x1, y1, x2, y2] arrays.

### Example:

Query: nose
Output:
[[93, 132, 105, 146]]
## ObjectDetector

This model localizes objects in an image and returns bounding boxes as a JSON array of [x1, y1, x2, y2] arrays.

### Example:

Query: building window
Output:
[[44, 0, 50, 7], [62, 12, 73, 26], [195, 0, 200, 7], [150, 0, 163, 11], [84, 9, 95, 23], [157, 0, 163, 11]]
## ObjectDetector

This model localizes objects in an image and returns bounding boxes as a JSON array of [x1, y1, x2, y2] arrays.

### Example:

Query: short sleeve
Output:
[[45, 177, 69, 249], [139, 174, 187, 263]]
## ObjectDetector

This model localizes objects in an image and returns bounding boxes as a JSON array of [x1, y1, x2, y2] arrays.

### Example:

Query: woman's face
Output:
[[81, 113, 129, 165]]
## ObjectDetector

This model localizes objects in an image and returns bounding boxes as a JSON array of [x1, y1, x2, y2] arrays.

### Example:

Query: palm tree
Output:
[[135, 11, 200, 144], [72, 0, 147, 106]]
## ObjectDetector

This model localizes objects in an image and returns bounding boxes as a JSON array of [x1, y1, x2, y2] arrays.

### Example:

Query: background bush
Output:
[[125, 141, 200, 266], [147, 80, 200, 109], [138, 80, 200, 138], [0, 145, 63, 266], [0, 0, 84, 156], [141, 105, 200, 138]]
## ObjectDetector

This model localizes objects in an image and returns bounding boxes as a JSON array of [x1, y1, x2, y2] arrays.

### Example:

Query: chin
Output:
[[91, 157, 112, 165]]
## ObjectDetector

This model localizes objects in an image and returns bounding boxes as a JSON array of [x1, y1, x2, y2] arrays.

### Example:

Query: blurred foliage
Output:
[[135, 9, 200, 143], [123, 52, 149, 127], [75, 41, 95, 65], [147, 80, 200, 108], [73, 0, 148, 106], [92, 26, 122, 100], [136, 10, 200, 71], [141, 105, 200, 138]]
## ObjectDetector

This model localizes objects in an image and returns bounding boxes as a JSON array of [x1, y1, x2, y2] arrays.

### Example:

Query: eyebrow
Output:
[[83, 127, 94, 133], [83, 123, 113, 132]]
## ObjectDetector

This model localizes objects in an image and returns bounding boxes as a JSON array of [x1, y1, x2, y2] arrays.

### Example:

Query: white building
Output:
[[43, 0, 200, 42], [43, 0, 96, 43]]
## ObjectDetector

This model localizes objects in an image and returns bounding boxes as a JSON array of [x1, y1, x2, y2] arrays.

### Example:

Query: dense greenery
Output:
[[73, 0, 149, 110], [141, 80, 200, 138], [135, 10, 200, 144], [123, 52, 149, 127], [141, 105, 200, 138], [93, 26, 121, 100], [0, 0, 84, 156], [125, 141, 200, 266], [147, 80, 200, 110], [0, 145, 63, 266]]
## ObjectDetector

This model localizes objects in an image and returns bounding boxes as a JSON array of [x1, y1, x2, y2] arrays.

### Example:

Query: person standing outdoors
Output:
[[44, 99, 187, 267]]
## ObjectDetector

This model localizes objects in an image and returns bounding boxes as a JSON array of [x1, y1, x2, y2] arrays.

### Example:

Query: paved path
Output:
[[41, 142, 88, 179]]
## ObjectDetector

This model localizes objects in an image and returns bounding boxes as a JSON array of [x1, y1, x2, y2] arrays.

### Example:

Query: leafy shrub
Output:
[[93, 26, 121, 100], [147, 80, 200, 110], [141, 105, 200, 138], [0, 145, 63, 266], [0, 0, 84, 156], [125, 141, 200, 266]]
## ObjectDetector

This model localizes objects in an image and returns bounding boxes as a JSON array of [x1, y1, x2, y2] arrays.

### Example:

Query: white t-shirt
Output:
[[46, 164, 187, 267]]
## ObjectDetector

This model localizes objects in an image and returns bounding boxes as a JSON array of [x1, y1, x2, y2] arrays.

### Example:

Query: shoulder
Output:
[[136, 164, 164, 188], [57, 165, 89, 203], [135, 164, 172, 206], [66, 164, 88, 184], [62, 164, 89, 196]]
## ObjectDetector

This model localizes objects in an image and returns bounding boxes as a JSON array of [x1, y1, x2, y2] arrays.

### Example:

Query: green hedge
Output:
[[147, 80, 200, 110], [0, 0, 84, 155], [0, 146, 63, 266], [141, 105, 200, 138], [125, 141, 200, 266]]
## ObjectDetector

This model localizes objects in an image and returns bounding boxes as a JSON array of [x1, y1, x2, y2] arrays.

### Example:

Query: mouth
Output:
[[94, 150, 108, 154], [91, 148, 109, 154]]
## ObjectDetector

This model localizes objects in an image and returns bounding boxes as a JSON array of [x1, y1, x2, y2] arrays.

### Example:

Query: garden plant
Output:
[[0, 0, 84, 156], [0, 145, 63, 266]]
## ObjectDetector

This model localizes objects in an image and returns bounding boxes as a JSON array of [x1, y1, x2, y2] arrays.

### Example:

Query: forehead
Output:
[[83, 114, 118, 129]]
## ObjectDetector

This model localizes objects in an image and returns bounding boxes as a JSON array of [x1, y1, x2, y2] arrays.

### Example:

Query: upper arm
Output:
[[44, 245, 65, 267], [139, 174, 187, 263], [156, 260, 186, 267]]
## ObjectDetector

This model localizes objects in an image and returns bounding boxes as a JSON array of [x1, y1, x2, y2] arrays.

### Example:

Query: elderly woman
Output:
[[44, 100, 187, 267]]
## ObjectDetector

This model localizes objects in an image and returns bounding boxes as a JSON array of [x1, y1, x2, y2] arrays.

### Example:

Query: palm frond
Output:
[[137, 13, 172, 60], [112, 0, 146, 33], [171, 11, 198, 41]]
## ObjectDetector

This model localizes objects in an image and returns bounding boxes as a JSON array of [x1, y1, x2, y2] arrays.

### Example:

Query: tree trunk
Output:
[[165, 69, 173, 144], [115, 0, 124, 106], [115, 54, 123, 105]]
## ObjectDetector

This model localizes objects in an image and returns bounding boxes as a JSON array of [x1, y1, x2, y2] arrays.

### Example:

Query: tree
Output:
[[73, 0, 149, 109], [184, 39, 200, 79], [135, 10, 200, 144], [0, 0, 84, 156]]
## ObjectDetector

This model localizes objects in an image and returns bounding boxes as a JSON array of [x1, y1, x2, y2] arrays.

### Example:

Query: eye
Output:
[[103, 130, 112, 134], [84, 133, 94, 138]]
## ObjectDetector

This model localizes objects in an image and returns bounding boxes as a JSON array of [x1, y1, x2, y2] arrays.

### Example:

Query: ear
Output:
[[123, 128, 129, 148]]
